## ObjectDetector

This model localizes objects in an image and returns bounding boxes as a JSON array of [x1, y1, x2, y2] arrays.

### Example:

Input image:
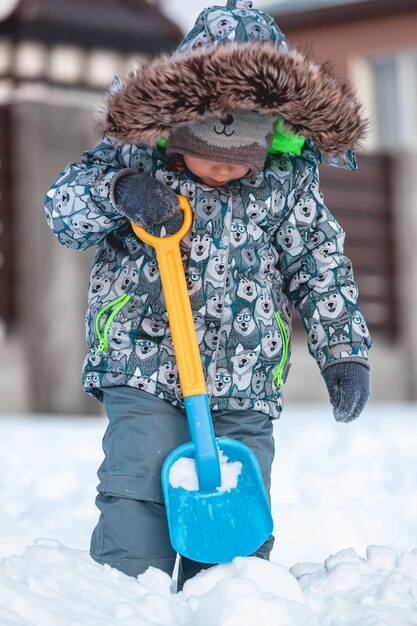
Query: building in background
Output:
[[0, 0, 182, 413], [269, 0, 417, 152]]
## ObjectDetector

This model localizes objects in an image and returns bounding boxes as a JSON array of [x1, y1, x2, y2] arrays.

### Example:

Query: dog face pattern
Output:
[[47, 138, 371, 418], [177, 4, 287, 53]]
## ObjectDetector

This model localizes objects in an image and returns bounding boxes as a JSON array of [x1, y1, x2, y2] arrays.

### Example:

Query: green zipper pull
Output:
[[273, 368, 283, 388], [273, 310, 289, 389], [94, 293, 131, 356], [95, 338, 108, 358]]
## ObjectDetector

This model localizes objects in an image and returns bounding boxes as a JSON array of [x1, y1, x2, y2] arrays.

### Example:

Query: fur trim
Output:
[[102, 42, 367, 156]]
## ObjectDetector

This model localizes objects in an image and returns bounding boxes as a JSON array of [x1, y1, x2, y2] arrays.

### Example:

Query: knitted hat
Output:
[[166, 111, 276, 178]]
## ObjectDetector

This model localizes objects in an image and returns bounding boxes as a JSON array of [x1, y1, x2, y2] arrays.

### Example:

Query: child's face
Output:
[[183, 154, 249, 187]]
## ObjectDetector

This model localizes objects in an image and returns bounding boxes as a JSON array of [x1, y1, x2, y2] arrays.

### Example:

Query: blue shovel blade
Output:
[[161, 437, 274, 564]]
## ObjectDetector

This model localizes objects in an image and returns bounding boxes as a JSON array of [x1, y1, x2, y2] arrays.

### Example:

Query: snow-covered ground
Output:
[[1, 404, 417, 625]]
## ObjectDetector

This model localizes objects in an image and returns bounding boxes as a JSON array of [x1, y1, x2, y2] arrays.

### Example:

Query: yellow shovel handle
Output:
[[131, 196, 206, 398]]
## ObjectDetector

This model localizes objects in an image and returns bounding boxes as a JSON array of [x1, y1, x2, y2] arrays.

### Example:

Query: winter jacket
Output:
[[44, 139, 371, 419], [44, 0, 372, 418]]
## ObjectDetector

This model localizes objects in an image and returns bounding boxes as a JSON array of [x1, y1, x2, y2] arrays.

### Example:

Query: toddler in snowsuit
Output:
[[44, 0, 372, 589]]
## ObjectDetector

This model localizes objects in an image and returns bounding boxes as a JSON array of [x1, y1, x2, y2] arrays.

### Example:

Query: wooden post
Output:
[[0, 105, 15, 333]]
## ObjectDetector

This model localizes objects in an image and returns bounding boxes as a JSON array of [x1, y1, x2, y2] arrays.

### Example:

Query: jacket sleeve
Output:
[[273, 154, 372, 371], [44, 137, 154, 250]]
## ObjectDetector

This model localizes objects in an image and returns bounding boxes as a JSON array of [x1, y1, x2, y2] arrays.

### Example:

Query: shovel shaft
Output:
[[131, 196, 205, 398], [155, 244, 206, 397], [184, 394, 222, 491], [131, 196, 221, 490]]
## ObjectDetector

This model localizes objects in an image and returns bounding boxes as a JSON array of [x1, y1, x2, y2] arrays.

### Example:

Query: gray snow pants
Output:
[[90, 386, 275, 590]]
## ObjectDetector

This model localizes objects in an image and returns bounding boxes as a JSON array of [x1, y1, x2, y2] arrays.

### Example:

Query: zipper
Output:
[[273, 310, 289, 388], [94, 293, 131, 356], [207, 190, 234, 403]]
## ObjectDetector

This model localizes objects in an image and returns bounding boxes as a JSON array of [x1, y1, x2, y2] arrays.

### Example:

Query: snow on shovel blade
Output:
[[161, 437, 273, 564]]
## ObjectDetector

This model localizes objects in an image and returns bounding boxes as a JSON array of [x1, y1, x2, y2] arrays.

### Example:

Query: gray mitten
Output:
[[322, 361, 370, 423], [113, 172, 179, 228]]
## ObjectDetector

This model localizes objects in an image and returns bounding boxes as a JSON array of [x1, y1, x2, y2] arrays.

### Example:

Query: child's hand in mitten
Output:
[[113, 172, 179, 229], [322, 362, 370, 423]]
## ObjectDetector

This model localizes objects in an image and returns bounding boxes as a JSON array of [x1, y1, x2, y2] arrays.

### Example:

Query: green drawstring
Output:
[[273, 310, 289, 388], [94, 293, 131, 357]]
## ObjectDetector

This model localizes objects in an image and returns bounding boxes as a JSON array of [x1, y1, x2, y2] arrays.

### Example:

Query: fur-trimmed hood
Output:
[[102, 0, 366, 158], [102, 42, 366, 157]]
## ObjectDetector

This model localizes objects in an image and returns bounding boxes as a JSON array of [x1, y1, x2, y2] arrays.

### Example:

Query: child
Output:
[[44, 0, 372, 590]]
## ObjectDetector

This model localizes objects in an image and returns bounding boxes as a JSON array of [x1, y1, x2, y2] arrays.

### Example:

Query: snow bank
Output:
[[0, 416, 102, 558], [2, 541, 417, 625], [293, 546, 417, 624], [1, 406, 417, 624]]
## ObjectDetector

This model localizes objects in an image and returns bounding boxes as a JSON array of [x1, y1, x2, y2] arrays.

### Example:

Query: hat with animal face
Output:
[[103, 0, 367, 165], [166, 111, 276, 178]]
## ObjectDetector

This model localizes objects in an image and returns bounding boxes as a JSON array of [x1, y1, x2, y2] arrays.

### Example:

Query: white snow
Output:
[[1, 403, 417, 625], [169, 449, 242, 492]]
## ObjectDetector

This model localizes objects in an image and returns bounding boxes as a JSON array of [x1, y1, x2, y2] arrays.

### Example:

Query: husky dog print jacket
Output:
[[45, 140, 372, 418], [44, 0, 372, 418]]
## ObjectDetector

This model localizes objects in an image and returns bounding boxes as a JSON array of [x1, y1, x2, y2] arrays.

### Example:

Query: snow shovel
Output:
[[131, 196, 273, 564]]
